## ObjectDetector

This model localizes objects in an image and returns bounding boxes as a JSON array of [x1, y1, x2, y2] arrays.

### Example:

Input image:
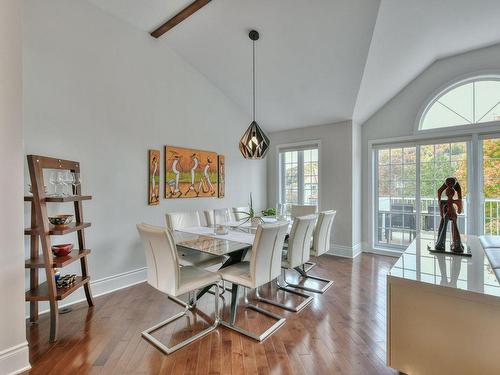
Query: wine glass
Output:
[[49, 172, 57, 196], [72, 173, 81, 194], [63, 171, 74, 196], [55, 171, 65, 196]]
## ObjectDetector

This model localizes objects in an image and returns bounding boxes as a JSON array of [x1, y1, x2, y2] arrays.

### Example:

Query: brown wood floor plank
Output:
[[26, 254, 399, 375]]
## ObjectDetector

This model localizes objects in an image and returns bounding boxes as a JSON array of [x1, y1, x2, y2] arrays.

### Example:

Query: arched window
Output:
[[419, 76, 500, 130]]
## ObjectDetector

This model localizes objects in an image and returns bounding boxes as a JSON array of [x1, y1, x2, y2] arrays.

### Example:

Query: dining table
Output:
[[171, 217, 315, 315], [173, 217, 290, 304]]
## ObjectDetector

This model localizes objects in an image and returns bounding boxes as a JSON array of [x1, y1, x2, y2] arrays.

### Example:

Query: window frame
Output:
[[276, 140, 321, 210], [415, 72, 500, 134], [373, 138, 471, 251]]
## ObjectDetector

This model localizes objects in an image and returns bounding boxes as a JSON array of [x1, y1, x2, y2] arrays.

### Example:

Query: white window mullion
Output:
[[470, 135, 479, 235], [298, 150, 305, 204], [415, 145, 422, 236]]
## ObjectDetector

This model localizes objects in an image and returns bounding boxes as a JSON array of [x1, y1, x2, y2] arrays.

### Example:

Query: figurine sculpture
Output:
[[434, 177, 464, 253]]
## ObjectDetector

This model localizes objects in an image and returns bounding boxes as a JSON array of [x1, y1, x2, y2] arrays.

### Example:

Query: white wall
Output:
[[361, 42, 500, 252], [266, 121, 359, 257], [0, 1, 31, 374], [23, 0, 267, 310], [351, 121, 362, 254]]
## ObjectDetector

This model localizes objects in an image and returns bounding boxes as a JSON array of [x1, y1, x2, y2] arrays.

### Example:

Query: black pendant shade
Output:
[[239, 120, 270, 159], [239, 29, 270, 159]]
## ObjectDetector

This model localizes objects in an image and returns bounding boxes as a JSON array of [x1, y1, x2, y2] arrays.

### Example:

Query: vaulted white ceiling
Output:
[[87, 0, 500, 131]]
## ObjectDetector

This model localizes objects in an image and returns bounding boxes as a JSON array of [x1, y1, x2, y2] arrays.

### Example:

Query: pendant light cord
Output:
[[252, 39, 256, 122]]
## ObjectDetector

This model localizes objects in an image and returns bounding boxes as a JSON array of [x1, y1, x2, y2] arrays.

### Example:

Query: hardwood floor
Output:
[[26, 254, 398, 375]]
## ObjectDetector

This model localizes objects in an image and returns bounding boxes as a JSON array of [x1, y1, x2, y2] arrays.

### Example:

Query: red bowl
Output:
[[52, 243, 73, 257]]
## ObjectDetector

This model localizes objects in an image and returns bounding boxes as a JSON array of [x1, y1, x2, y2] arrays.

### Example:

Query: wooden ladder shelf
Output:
[[25, 155, 94, 342]]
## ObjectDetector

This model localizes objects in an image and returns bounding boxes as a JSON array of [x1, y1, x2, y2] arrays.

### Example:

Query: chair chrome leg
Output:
[[208, 280, 228, 297], [255, 273, 313, 313], [303, 261, 316, 273], [143, 283, 220, 354], [168, 294, 196, 309], [220, 284, 286, 341], [282, 267, 333, 294]]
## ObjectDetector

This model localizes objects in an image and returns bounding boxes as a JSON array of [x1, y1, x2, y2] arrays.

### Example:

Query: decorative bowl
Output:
[[48, 214, 73, 226], [52, 243, 73, 257]]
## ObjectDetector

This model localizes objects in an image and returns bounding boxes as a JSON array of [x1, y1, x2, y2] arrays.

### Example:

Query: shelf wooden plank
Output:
[[25, 276, 90, 301], [25, 222, 91, 236], [24, 195, 92, 202], [25, 249, 91, 269]]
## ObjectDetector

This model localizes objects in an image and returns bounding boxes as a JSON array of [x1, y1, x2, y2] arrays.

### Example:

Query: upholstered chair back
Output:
[[250, 223, 289, 288], [137, 223, 179, 296], [166, 211, 202, 230], [312, 210, 337, 256], [232, 206, 250, 221], [286, 215, 316, 268], [204, 208, 234, 227], [290, 205, 317, 219]]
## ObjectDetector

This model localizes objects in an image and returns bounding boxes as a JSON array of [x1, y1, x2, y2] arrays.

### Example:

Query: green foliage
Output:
[[262, 208, 276, 216]]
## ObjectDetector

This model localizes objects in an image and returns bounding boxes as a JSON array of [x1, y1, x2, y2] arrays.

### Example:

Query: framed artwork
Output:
[[164, 146, 218, 198], [148, 150, 160, 205], [218, 155, 225, 198]]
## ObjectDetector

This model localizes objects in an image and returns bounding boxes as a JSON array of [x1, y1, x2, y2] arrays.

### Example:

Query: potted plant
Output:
[[261, 207, 276, 217], [235, 193, 263, 227]]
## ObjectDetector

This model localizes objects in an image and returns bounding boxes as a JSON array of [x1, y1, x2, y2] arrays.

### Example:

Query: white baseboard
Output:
[[363, 247, 402, 258], [327, 243, 362, 258], [26, 267, 147, 317], [0, 342, 30, 375]]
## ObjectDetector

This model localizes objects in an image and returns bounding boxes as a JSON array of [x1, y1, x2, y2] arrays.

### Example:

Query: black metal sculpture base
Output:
[[427, 244, 472, 257]]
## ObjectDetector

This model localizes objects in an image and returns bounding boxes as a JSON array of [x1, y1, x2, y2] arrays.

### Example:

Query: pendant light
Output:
[[239, 30, 270, 159]]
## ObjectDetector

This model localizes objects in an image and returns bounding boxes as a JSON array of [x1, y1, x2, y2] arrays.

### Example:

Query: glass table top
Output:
[[389, 235, 500, 298], [173, 230, 251, 256]]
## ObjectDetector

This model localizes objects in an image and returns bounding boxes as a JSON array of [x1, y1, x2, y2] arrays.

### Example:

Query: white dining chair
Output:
[[255, 215, 315, 312], [165, 212, 224, 269], [217, 222, 289, 341], [136, 224, 221, 354], [290, 205, 317, 218], [305, 210, 337, 272], [282, 211, 336, 293], [204, 208, 234, 227], [166, 211, 203, 229], [232, 206, 250, 221]]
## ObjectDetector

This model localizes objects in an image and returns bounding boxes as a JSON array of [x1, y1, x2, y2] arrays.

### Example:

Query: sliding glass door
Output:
[[376, 146, 417, 247], [375, 140, 469, 250], [419, 142, 468, 241]]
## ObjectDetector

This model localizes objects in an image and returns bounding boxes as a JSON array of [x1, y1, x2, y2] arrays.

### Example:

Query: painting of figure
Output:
[[164, 146, 218, 198], [218, 155, 225, 198], [148, 150, 160, 205]]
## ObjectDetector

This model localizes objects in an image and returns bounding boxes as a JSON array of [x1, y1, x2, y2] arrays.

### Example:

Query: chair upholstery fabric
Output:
[[290, 205, 317, 219], [137, 223, 220, 297], [204, 208, 234, 227], [312, 210, 337, 256], [283, 215, 316, 269], [165, 211, 202, 230], [218, 223, 288, 289], [136, 223, 180, 296]]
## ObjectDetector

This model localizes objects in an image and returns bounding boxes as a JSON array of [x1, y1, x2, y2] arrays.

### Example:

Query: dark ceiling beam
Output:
[[150, 0, 212, 38]]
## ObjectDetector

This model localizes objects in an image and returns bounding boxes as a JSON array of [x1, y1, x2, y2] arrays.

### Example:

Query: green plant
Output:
[[235, 193, 263, 225], [261, 207, 276, 216]]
